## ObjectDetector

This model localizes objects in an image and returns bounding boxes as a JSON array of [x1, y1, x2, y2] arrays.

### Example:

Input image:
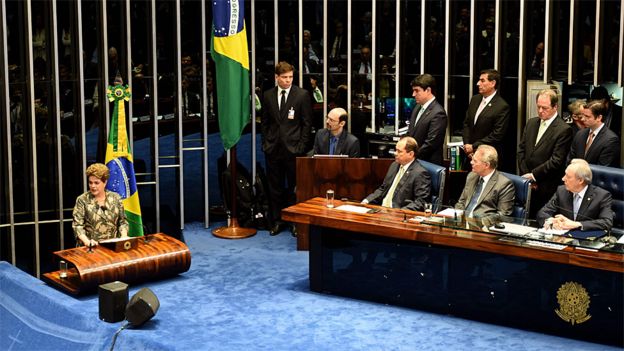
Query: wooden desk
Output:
[[282, 198, 624, 346], [295, 156, 393, 250], [43, 233, 191, 295]]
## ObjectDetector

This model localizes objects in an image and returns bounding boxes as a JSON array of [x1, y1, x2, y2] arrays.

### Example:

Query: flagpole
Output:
[[212, 145, 256, 239]]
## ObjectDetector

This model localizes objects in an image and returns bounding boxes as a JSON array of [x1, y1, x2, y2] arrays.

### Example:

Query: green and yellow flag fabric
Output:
[[210, 0, 250, 150], [105, 81, 144, 236]]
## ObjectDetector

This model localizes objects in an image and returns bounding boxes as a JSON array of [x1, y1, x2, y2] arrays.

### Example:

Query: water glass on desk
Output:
[[59, 260, 67, 279], [326, 189, 335, 208], [424, 203, 432, 217]]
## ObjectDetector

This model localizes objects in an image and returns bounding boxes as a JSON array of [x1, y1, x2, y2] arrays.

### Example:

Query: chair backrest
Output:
[[589, 164, 624, 234], [500, 171, 532, 221], [419, 160, 446, 212]]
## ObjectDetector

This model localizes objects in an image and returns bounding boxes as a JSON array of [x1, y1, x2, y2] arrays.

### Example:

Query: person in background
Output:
[[261, 61, 313, 236], [566, 99, 586, 137], [455, 145, 514, 223], [537, 159, 613, 232], [406, 74, 447, 166], [462, 69, 510, 166], [567, 100, 620, 167], [517, 88, 572, 217], [362, 137, 430, 211], [313, 107, 360, 157], [72, 163, 128, 247]]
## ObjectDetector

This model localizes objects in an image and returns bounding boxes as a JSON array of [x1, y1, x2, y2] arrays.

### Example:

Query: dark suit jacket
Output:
[[537, 184, 614, 231], [365, 160, 431, 211], [407, 99, 448, 166], [518, 116, 573, 196], [462, 93, 510, 150], [261, 85, 313, 155], [455, 170, 515, 221], [313, 128, 360, 157], [567, 126, 620, 167]]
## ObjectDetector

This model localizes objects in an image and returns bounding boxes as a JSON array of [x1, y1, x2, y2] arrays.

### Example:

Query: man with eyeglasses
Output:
[[313, 107, 360, 157], [518, 88, 572, 217], [567, 100, 620, 167], [455, 145, 514, 224]]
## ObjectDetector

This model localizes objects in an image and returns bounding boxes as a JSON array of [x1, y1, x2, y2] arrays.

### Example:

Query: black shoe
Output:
[[270, 222, 284, 236], [290, 223, 298, 237]]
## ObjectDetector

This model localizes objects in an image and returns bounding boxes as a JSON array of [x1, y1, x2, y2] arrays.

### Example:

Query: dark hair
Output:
[[590, 86, 609, 101], [275, 61, 294, 75], [584, 100, 607, 120], [338, 112, 348, 123], [480, 69, 500, 90], [411, 74, 436, 95]]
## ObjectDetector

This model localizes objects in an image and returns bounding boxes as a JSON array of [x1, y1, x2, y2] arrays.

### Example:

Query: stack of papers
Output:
[[335, 205, 371, 214], [489, 223, 537, 237]]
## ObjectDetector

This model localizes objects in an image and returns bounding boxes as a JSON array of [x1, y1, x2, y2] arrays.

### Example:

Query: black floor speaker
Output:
[[98, 281, 129, 323], [125, 287, 160, 327]]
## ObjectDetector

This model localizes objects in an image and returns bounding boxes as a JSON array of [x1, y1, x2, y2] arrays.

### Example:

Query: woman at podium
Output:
[[72, 163, 128, 247]]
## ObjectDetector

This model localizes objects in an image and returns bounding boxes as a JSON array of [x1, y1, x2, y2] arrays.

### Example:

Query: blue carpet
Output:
[[1, 224, 621, 350]]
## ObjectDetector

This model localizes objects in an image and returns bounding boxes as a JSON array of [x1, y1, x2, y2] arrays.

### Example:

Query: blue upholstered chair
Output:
[[500, 171, 532, 222], [419, 160, 446, 212], [589, 164, 624, 236]]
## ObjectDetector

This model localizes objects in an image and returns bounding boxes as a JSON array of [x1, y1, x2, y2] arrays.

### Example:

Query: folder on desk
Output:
[[566, 229, 607, 241]]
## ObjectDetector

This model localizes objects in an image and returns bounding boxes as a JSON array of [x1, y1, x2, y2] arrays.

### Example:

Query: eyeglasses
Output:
[[326, 116, 340, 123]]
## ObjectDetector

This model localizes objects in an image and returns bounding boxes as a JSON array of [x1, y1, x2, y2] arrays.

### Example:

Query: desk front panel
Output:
[[310, 226, 623, 346]]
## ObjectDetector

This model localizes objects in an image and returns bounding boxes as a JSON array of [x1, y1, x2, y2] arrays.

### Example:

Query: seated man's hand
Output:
[[361, 199, 369, 205], [553, 214, 582, 230]]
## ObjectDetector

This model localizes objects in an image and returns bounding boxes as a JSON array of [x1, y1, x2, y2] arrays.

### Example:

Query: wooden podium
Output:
[[294, 157, 393, 250], [43, 233, 191, 295]]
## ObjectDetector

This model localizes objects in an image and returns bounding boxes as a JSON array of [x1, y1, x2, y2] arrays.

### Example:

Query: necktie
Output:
[[329, 136, 337, 155], [573, 193, 582, 220], [279, 90, 286, 113], [535, 120, 547, 145], [584, 131, 595, 155], [474, 98, 488, 124], [382, 166, 406, 208], [413, 106, 425, 126], [466, 177, 484, 217]]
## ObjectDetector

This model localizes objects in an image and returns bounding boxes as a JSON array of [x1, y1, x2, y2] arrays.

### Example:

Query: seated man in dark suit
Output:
[[362, 137, 431, 211], [313, 107, 360, 157], [537, 159, 614, 231], [567, 99, 620, 167], [455, 144, 515, 223]]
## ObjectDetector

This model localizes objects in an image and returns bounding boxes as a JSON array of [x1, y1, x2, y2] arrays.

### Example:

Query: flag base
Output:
[[212, 218, 256, 239]]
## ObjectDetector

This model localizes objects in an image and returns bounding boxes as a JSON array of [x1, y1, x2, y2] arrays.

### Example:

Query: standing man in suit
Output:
[[406, 74, 447, 166], [462, 69, 510, 164], [313, 107, 360, 157], [567, 99, 620, 167], [537, 159, 613, 231], [455, 145, 515, 223], [518, 88, 573, 217], [261, 61, 313, 235], [362, 137, 431, 211]]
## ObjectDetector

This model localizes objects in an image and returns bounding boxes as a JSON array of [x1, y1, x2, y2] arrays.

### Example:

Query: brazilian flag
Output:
[[105, 79, 144, 236], [211, 0, 250, 150]]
